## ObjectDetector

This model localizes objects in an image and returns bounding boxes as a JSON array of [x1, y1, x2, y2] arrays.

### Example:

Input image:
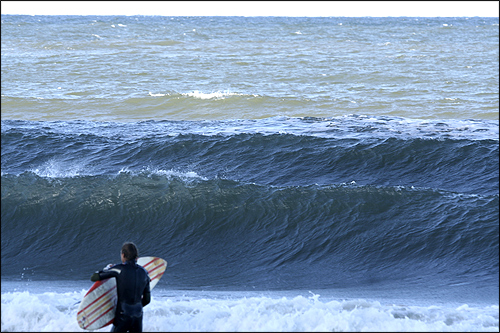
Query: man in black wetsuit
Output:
[[91, 242, 151, 332]]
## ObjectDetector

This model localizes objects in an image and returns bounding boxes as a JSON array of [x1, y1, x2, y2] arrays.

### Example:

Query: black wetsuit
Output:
[[91, 260, 151, 332]]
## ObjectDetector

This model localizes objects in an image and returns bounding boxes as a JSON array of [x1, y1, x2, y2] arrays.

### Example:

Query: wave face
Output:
[[2, 117, 498, 299], [1, 15, 499, 307]]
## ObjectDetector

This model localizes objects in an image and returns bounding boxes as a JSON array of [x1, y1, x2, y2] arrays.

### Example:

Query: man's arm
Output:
[[142, 279, 151, 306], [90, 266, 120, 281]]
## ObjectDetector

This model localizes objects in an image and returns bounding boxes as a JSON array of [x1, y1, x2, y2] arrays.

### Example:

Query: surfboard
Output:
[[77, 256, 167, 330]]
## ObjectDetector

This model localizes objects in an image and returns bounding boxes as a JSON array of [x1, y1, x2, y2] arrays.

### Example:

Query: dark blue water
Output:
[[2, 117, 498, 304]]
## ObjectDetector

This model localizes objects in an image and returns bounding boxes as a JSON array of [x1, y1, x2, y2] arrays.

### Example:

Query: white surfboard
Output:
[[77, 256, 167, 330]]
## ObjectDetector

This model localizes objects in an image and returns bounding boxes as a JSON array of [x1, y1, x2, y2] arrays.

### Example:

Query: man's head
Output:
[[121, 242, 139, 262]]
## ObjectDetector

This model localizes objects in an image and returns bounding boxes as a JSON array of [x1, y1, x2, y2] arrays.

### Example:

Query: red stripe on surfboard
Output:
[[147, 262, 165, 276], [84, 303, 115, 329], [79, 296, 115, 329], [81, 293, 116, 324], [149, 261, 166, 272], [150, 270, 165, 281], [104, 318, 115, 327], [78, 285, 116, 315], [142, 258, 157, 269], [85, 279, 107, 296]]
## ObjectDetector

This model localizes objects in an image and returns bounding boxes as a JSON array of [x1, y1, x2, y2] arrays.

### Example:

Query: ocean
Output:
[[1, 15, 498, 332]]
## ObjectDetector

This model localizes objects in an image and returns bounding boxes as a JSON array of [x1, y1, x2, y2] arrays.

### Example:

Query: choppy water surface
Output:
[[1, 15, 498, 332]]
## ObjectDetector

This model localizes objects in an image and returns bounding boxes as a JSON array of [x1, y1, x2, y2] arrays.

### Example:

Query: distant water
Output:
[[1, 15, 498, 332], [1, 16, 498, 121]]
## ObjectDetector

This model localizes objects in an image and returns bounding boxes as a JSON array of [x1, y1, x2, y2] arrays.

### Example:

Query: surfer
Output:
[[91, 242, 151, 332]]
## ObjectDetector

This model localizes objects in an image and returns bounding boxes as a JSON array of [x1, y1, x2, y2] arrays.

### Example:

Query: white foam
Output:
[[148, 90, 256, 100], [141, 115, 498, 141], [118, 167, 207, 181], [144, 168, 207, 181], [182, 90, 242, 100], [148, 92, 167, 97], [323, 115, 499, 141], [29, 159, 85, 178], [1, 291, 498, 332]]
